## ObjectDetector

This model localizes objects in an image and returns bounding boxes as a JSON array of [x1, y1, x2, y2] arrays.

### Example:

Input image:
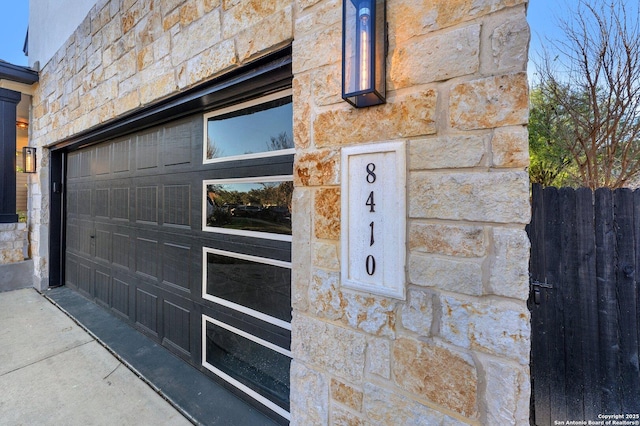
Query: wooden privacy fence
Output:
[[527, 184, 640, 425]]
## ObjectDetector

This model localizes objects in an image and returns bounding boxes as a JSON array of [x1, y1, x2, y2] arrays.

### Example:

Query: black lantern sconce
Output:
[[23, 147, 36, 173], [342, 0, 386, 108]]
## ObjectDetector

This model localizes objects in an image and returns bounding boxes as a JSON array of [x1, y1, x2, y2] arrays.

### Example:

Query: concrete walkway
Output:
[[0, 288, 191, 425]]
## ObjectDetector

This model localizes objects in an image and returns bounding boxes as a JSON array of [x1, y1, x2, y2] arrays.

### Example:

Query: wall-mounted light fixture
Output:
[[22, 147, 36, 173], [16, 121, 28, 129], [342, 0, 386, 108]]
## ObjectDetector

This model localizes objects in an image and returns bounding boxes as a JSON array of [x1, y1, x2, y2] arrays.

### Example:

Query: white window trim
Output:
[[202, 247, 292, 331], [202, 88, 294, 164], [201, 314, 291, 421]]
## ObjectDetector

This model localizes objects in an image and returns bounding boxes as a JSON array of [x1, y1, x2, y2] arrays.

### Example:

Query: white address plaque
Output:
[[341, 141, 406, 300]]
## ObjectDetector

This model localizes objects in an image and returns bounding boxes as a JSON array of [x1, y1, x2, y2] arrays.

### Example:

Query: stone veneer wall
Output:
[[28, 0, 531, 423], [0, 223, 27, 264]]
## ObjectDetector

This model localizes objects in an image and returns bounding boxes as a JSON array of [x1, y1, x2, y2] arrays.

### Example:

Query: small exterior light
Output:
[[23, 147, 36, 173], [342, 0, 386, 108], [16, 121, 28, 129]]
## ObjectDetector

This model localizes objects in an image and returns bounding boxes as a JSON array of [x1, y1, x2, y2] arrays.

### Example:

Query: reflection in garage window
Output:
[[203, 89, 293, 163], [203, 248, 292, 327], [203, 177, 292, 241]]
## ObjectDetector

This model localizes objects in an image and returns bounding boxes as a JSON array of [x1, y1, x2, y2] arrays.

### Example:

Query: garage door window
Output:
[[203, 89, 293, 163], [202, 177, 293, 241]]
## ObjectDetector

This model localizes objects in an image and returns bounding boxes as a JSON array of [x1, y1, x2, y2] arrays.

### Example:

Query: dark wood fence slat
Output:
[[529, 185, 552, 426], [614, 189, 640, 413], [559, 188, 584, 418], [635, 189, 640, 405], [575, 187, 600, 419], [594, 187, 622, 414], [544, 187, 569, 421]]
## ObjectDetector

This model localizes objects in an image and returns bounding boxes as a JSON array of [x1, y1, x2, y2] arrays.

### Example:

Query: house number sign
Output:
[[341, 141, 406, 299]]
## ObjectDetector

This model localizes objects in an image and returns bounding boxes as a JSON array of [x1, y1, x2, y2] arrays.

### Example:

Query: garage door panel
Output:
[[162, 299, 192, 356], [135, 237, 159, 280], [162, 119, 196, 168], [94, 224, 112, 263], [135, 286, 159, 337], [135, 129, 161, 171], [161, 242, 192, 292], [94, 188, 110, 218], [163, 184, 191, 227], [135, 185, 159, 224], [95, 144, 111, 175], [95, 266, 111, 308], [112, 231, 131, 269], [112, 137, 132, 174], [111, 274, 130, 319], [77, 259, 93, 296]]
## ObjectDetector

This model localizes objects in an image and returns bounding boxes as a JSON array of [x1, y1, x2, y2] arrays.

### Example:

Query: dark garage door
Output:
[[64, 89, 293, 421]]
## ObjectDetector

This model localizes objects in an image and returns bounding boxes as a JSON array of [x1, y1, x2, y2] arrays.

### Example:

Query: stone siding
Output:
[[0, 223, 27, 265], [28, 0, 531, 423]]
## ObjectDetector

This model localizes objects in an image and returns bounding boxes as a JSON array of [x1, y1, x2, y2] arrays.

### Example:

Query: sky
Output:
[[0, 1, 29, 66]]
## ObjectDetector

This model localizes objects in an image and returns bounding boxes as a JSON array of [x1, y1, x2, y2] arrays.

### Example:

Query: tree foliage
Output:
[[531, 0, 640, 189]]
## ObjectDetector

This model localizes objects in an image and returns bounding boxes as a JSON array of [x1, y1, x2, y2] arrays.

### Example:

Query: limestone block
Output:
[[408, 134, 488, 170], [409, 171, 530, 224], [170, 9, 222, 66], [179, 1, 204, 27], [409, 222, 486, 257], [392, 338, 478, 417], [236, 6, 293, 62], [290, 361, 329, 426], [342, 292, 396, 337], [308, 268, 342, 320], [221, 0, 290, 39], [163, 8, 181, 31], [140, 72, 176, 105], [365, 336, 390, 379], [292, 314, 366, 383], [292, 73, 311, 149], [364, 382, 471, 425], [134, 8, 163, 47], [477, 354, 530, 425], [408, 253, 483, 296], [294, 149, 340, 187], [159, 0, 185, 16], [297, 0, 323, 11], [490, 15, 530, 73], [204, 0, 220, 13], [311, 63, 341, 107], [292, 188, 312, 311], [390, 24, 480, 89], [295, 0, 340, 36], [331, 379, 363, 411], [488, 227, 530, 300], [392, 337, 477, 417], [450, 73, 529, 130], [314, 187, 340, 240], [439, 295, 530, 364], [183, 39, 237, 88], [331, 406, 364, 426], [313, 90, 437, 148], [400, 288, 434, 336], [312, 241, 339, 270], [388, 0, 526, 43], [491, 126, 529, 168], [292, 25, 341, 75]]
